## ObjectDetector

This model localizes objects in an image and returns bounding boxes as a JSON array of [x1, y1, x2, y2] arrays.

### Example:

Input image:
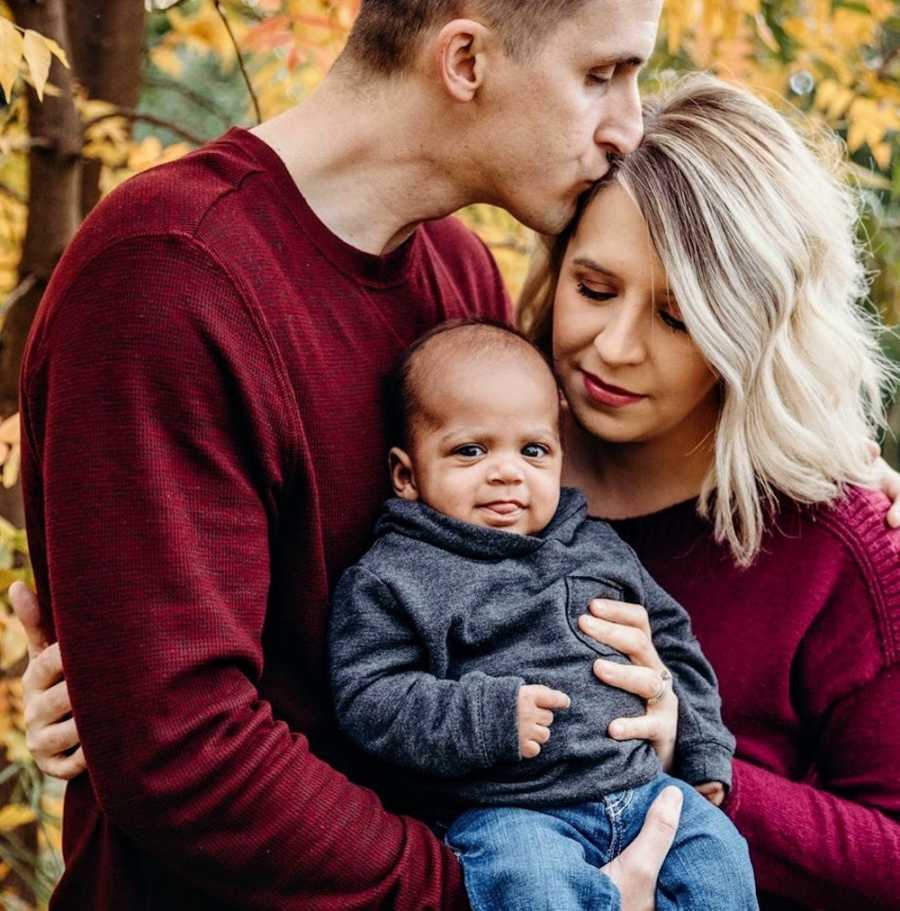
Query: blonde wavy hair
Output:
[[519, 73, 893, 565]]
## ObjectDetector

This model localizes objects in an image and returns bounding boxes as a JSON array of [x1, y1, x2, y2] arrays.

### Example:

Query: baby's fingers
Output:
[[531, 685, 571, 710]]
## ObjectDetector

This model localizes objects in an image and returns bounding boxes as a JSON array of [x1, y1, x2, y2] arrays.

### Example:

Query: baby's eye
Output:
[[455, 444, 486, 458], [522, 443, 550, 459]]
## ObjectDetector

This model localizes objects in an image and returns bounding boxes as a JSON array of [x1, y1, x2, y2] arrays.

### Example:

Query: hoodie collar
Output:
[[375, 487, 588, 560]]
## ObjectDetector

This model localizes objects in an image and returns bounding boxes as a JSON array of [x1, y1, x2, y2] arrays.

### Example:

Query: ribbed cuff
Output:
[[476, 675, 524, 766], [675, 741, 734, 788]]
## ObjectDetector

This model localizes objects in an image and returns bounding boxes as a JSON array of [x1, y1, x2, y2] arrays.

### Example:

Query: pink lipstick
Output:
[[581, 370, 646, 408]]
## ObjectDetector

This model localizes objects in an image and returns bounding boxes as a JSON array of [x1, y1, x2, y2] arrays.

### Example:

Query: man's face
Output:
[[476, 0, 661, 235], [397, 355, 563, 535]]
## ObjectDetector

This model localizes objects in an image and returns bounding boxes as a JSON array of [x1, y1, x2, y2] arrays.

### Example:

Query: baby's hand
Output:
[[694, 781, 726, 807], [517, 684, 570, 759]]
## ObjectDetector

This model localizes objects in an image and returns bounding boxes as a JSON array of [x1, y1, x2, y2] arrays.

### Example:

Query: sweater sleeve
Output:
[[724, 568, 900, 908], [638, 566, 735, 787], [20, 236, 470, 911], [329, 565, 523, 775]]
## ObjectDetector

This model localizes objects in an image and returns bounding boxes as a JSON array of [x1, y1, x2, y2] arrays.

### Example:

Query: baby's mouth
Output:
[[479, 500, 527, 516]]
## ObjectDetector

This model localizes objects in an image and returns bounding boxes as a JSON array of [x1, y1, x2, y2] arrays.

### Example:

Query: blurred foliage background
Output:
[[0, 0, 895, 905]]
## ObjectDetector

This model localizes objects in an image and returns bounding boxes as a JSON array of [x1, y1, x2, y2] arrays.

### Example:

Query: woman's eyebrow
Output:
[[571, 255, 617, 278]]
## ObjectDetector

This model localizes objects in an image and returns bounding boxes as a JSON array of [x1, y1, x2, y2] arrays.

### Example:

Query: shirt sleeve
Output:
[[638, 565, 736, 787], [20, 235, 471, 911], [329, 565, 523, 775]]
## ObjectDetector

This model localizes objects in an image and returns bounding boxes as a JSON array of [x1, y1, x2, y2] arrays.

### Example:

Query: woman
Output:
[[518, 73, 900, 909], [16, 75, 900, 908]]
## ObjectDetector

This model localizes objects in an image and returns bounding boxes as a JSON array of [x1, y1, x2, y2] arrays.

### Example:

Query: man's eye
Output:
[[522, 443, 550, 459], [455, 445, 485, 458], [576, 282, 615, 302], [587, 67, 614, 86]]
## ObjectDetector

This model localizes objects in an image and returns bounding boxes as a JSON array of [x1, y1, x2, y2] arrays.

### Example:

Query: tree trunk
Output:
[[67, 0, 145, 217], [0, 0, 82, 417]]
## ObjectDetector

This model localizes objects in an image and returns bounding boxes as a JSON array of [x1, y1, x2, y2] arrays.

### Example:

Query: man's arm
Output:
[[329, 565, 524, 775], [20, 235, 469, 910]]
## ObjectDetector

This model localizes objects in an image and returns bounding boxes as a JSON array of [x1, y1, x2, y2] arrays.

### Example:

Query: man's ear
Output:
[[389, 447, 419, 500], [434, 18, 490, 102]]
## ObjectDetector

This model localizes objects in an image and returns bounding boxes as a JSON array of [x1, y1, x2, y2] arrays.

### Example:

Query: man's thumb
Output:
[[8, 581, 49, 658], [627, 786, 683, 872]]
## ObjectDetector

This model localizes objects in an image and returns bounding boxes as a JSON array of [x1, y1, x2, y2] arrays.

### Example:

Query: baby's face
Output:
[[397, 355, 563, 535]]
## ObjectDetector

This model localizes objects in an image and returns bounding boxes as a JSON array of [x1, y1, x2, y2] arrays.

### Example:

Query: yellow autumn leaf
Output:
[[149, 44, 183, 78], [0, 729, 30, 764], [22, 30, 51, 101], [0, 413, 19, 446], [0, 617, 26, 670], [42, 35, 67, 67], [871, 141, 891, 172], [0, 804, 36, 832], [2, 442, 19, 489], [0, 18, 23, 103], [127, 135, 164, 172]]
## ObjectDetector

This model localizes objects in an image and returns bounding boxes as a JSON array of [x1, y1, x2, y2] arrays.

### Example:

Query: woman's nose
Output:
[[592, 305, 646, 366]]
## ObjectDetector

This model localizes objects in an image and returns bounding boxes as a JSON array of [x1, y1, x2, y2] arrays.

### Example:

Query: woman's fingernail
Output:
[[610, 722, 623, 737]]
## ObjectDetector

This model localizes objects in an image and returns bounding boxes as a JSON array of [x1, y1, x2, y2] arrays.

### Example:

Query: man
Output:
[[14, 2, 676, 908]]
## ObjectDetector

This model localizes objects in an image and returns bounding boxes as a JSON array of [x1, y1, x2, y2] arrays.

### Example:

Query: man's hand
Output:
[[600, 786, 683, 911], [867, 443, 900, 528], [517, 684, 570, 759], [694, 780, 725, 807], [8, 582, 85, 779]]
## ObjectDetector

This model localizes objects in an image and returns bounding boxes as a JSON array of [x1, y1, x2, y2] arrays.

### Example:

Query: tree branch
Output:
[[81, 108, 206, 147], [214, 0, 261, 124], [140, 75, 234, 126]]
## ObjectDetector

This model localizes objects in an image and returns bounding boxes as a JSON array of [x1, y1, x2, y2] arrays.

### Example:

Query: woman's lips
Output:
[[581, 370, 646, 408]]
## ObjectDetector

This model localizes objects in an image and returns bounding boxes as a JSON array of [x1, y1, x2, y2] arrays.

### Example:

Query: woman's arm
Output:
[[726, 665, 900, 910]]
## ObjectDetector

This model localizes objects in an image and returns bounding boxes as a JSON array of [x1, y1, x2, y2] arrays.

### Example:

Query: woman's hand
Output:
[[578, 598, 678, 771], [9, 582, 86, 779]]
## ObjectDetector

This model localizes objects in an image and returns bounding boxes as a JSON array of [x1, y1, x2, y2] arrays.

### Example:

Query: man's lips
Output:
[[581, 369, 646, 408]]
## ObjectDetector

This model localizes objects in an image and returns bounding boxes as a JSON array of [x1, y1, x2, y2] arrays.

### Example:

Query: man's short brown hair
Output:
[[342, 0, 590, 75]]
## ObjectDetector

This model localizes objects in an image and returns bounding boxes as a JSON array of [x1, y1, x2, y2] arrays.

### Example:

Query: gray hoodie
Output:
[[329, 488, 734, 811]]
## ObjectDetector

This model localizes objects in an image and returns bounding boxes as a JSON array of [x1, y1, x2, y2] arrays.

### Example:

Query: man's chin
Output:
[[516, 201, 578, 237]]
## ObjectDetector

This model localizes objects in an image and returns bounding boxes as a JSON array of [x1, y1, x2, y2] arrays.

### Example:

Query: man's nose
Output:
[[597, 78, 644, 157]]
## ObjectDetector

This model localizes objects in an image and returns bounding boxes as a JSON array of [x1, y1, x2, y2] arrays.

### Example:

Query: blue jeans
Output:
[[446, 774, 758, 911]]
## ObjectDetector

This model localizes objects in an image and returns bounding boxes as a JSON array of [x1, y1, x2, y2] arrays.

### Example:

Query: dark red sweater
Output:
[[20, 129, 509, 909], [612, 488, 900, 911]]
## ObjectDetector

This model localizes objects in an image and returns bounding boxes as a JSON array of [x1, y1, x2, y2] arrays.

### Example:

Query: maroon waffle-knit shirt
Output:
[[611, 487, 900, 911], [20, 128, 510, 910]]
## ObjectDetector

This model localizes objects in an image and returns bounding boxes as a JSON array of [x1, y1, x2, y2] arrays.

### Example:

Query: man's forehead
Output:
[[554, 0, 661, 55]]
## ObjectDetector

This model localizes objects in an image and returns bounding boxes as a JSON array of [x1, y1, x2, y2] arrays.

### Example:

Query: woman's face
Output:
[[552, 183, 719, 451]]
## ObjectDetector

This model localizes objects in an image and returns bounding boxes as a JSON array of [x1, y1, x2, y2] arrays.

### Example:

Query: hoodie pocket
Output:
[[565, 575, 627, 657]]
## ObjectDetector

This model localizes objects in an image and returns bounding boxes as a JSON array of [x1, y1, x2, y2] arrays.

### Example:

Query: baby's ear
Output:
[[389, 447, 419, 500]]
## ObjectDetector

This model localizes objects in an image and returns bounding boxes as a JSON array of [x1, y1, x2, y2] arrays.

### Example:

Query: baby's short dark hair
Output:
[[385, 318, 559, 449]]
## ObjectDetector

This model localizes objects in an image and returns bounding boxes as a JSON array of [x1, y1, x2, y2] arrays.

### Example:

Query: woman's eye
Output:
[[659, 310, 688, 333], [455, 445, 485, 458], [522, 443, 550, 459], [576, 282, 615, 302]]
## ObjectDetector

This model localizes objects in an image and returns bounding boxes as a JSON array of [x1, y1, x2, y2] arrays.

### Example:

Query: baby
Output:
[[329, 320, 757, 910]]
